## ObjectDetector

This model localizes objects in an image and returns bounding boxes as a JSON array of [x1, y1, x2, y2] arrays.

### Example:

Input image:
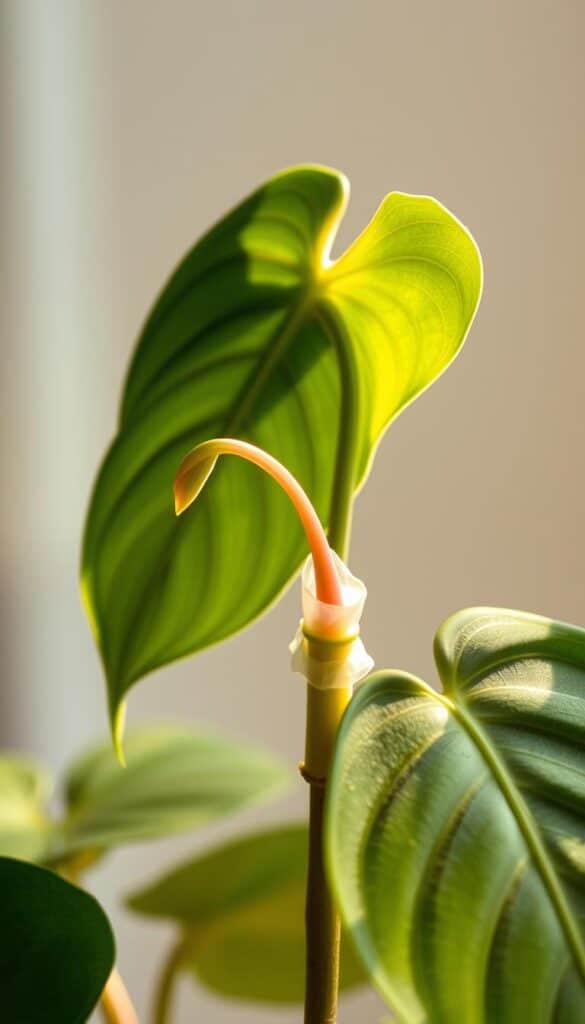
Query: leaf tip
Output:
[[112, 702, 127, 767]]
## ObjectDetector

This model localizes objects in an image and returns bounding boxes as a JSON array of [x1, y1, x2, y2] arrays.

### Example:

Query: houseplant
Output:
[[1, 165, 583, 1023]]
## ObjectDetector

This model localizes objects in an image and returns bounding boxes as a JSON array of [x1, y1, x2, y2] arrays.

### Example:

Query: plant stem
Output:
[[303, 685, 353, 1024], [303, 310, 358, 1024], [100, 967, 139, 1024], [153, 938, 188, 1024], [304, 782, 341, 1024]]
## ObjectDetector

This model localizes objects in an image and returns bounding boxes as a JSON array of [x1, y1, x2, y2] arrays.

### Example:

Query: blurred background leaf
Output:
[[327, 608, 585, 1022], [60, 725, 290, 858], [0, 755, 53, 862], [0, 726, 290, 868], [0, 856, 114, 1024], [81, 164, 482, 745], [128, 823, 366, 1004]]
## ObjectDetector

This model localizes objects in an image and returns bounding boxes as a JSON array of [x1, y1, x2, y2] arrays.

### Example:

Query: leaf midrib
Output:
[[433, 686, 585, 979], [101, 287, 323, 697], [106, 271, 362, 697]]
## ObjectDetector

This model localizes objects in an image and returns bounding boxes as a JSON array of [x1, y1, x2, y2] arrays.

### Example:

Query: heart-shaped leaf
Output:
[[81, 165, 482, 743], [326, 608, 585, 1023], [0, 755, 52, 861], [58, 725, 289, 858], [0, 856, 114, 1023], [127, 823, 366, 1004]]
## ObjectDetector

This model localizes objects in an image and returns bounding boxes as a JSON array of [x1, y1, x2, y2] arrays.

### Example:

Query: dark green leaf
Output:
[[327, 608, 585, 1023], [0, 857, 114, 1024], [0, 754, 52, 861], [58, 725, 290, 857], [128, 823, 366, 1003], [81, 164, 482, 745]]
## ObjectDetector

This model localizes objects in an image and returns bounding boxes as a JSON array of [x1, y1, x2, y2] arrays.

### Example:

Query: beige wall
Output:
[[1, 0, 583, 1020]]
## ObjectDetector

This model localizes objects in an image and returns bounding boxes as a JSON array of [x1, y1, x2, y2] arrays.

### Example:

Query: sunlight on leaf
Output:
[[81, 165, 482, 745], [327, 608, 585, 1023]]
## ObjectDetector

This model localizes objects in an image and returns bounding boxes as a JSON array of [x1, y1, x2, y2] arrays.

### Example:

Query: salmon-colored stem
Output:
[[174, 438, 343, 606], [100, 967, 139, 1024]]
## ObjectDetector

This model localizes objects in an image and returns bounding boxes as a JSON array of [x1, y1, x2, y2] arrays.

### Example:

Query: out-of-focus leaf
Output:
[[58, 725, 290, 857], [0, 754, 52, 861], [326, 608, 585, 1023], [81, 164, 482, 747], [127, 823, 366, 1003], [0, 856, 114, 1023]]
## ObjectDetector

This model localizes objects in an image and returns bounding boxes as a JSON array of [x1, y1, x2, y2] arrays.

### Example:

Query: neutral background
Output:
[[1, 1, 583, 1021]]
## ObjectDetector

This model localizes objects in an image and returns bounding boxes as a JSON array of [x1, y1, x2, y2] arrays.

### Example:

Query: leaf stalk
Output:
[[152, 938, 189, 1024], [99, 967, 139, 1024]]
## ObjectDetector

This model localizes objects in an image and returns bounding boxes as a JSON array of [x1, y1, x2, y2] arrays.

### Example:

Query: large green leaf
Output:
[[0, 754, 52, 861], [81, 164, 482, 745], [127, 823, 366, 1003], [57, 725, 289, 857], [326, 608, 585, 1023], [0, 856, 114, 1023]]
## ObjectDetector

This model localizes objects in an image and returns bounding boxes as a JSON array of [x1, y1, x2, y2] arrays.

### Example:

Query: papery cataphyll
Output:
[[2, 166, 583, 1024]]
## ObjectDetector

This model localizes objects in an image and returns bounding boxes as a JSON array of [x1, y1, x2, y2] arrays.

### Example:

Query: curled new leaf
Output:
[[174, 437, 342, 605], [82, 165, 482, 741], [326, 608, 585, 1023]]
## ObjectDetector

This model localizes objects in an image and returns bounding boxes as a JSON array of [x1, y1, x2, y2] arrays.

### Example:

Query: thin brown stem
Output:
[[153, 938, 188, 1024], [304, 781, 342, 1024]]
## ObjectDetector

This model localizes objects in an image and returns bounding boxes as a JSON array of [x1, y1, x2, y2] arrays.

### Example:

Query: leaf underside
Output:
[[326, 607, 585, 1024], [127, 823, 366, 1004], [81, 164, 482, 744]]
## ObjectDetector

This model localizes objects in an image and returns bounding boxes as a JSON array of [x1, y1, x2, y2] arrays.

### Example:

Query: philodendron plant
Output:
[[2, 165, 583, 1024]]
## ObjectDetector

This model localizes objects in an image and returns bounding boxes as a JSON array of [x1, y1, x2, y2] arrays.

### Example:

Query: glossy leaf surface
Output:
[[81, 164, 482, 743], [0, 754, 52, 861], [327, 608, 585, 1023], [0, 857, 114, 1023], [128, 823, 366, 1003], [59, 725, 289, 857]]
